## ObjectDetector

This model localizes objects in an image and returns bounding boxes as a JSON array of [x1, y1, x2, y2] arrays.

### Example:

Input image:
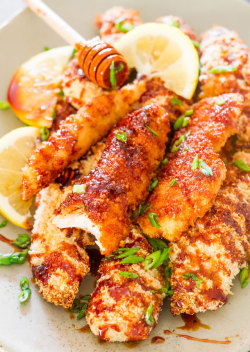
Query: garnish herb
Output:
[[0, 101, 10, 110], [182, 117, 190, 127], [234, 159, 250, 172], [69, 296, 90, 320], [71, 48, 77, 59], [174, 110, 193, 130], [52, 108, 57, 120], [115, 130, 127, 143], [58, 90, 65, 98], [173, 115, 184, 130], [171, 20, 180, 28], [209, 66, 237, 74], [169, 178, 177, 186], [182, 272, 203, 287], [216, 100, 226, 106], [121, 255, 144, 264], [240, 267, 249, 288], [145, 124, 159, 137], [185, 109, 193, 116], [0, 219, 7, 228], [73, 184, 86, 193], [110, 60, 124, 89], [43, 46, 50, 51], [148, 212, 161, 228], [170, 97, 182, 106], [145, 303, 155, 326], [144, 250, 161, 270], [138, 202, 151, 216], [13, 233, 31, 249], [40, 126, 50, 141], [116, 19, 134, 33], [148, 178, 158, 192], [146, 237, 168, 252], [107, 247, 140, 259], [192, 155, 213, 176], [20, 276, 29, 290], [119, 271, 138, 279], [171, 131, 190, 152], [18, 288, 31, 303], [0, 249, 28, 266], [161, 158, 168, 165], [192, 40, 200, 49]]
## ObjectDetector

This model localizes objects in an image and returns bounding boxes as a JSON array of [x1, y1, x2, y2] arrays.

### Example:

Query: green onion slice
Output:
[[209, 66, 237, 74], [0, 101, 10, 110], [234, 159, 250, 172], [13, 233, 31, 249], [0, 219, 7, 228], [199, 160, 213, 176], [161, 158, 168, 165], [18, 288, 31, 303], [145, 124, 159, 137], [171, 131, 190, 152], [240, 267, 249, 288], [171, 20, 180, 28], [169, 178, 177, 186], [138, 203, 151, 216], [110, 61, 124, 89], [192, 154, 199, 171], [73, 184, 86, 193], [145, 303, 155, 326], [116, 19, 134, 33], [40, 126, 50, 141], [192, 40, 200, 49], [0, 249, 28, 266], [148, 212, 161, 228], [119, 271, 138, 278], [43, 46, 50, 51], [20, 276, 30, 290], [121, 255, 144, 264], [115, 130, 127, 143], [148, 178, 158, 192], [144, 250, 161, 270], [170, 97, 182, 106]]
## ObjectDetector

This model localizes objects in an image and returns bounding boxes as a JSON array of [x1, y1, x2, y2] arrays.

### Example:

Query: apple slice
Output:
[[8, 46, 73, 128]]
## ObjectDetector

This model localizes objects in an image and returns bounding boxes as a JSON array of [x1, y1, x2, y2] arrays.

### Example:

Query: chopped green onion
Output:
[[148, 178, 158, 192], [117, 247, 140, 258], [154, 248, 170, 268], [43, 46, 50, 51], [199, 160, 213, 176], [182, 117, 190, 127], [174, 111, 192, 130], [148, 212, 161, 228], [18, 288, 31, 303], [58, 90, 65, 97], [69, 296, 90, 319], [192, 154, 199, 171], [110, 61, 124, 89], [145, 124, 159, 137], [192, 40, 200, 49], [234, 159, 250, 172], [20, 276, 29, 290], [40, 126, 50, 141], [240, 267, 249, 288], [171, 131, 190, 152], [182, 272, 203, 287], [185, 109, 193, 116], [115, 130, 127, 143], [71, 48, 77, 59], [52, 108, 57, 120], [13, 234, 31, 249], [173, 115, 184, 130], [171, 20, 180, 28], [73, 184, 86, 193], [196, 279, 203, 287], [170, 97, 182, 106], [0, 249, 28, 266], [216, 100, 226, 106], [209, 66, 237, 74], [82, 295, 91, 301], [119, 271, 138, 278], [76, 304, 88, 320], [116, 19, 134, 33], [161, 158, 168, 165], [167, 289, 173, 296], [138, 203, 151, 216], [121, 255, 144, 264], [146, 237, 168, 252], [169, 178, 177, 186], [0, 219, 7, 228], [145, 303, 155, 326], [144, 250, 161, 270], [0, 101, 10, 110]]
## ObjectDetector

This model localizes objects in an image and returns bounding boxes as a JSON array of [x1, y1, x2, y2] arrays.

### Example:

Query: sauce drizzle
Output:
[[164, 330, 231, 345], [151, 336, 165, 344], [178, 314, 210, 331]]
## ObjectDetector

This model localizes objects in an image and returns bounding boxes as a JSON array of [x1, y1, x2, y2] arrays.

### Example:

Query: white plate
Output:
[[0, 1, 250, 351]]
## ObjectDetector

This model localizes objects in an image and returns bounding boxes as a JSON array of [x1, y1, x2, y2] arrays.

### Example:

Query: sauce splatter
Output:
[[178, 314, 210, 331], [0, 234, 17, 249], [151, 336, 165, 344], [164, 330, 231, 345], [125, 341, 141, 349], [77, 324, 91, 333]]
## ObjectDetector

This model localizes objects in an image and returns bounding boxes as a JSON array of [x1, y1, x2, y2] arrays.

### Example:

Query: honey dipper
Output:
[[24, 0, 129, 89]]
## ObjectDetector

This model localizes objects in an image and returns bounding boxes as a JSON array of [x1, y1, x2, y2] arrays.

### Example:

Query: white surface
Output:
[[0, 1, 250, 352]]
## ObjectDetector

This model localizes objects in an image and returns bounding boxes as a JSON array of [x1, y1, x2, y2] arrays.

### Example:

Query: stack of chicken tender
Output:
[[26, 6, 250, 343]]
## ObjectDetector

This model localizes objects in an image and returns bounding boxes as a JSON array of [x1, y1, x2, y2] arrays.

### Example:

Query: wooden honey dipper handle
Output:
[[23, 0, 129, 89]]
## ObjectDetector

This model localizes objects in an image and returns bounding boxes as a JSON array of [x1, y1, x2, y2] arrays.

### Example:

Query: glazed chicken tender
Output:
[[30, 143, 105, 308], [138, 94, 243, 241], [199, 26, 250, 148], [22, 80, 145, 200], [170, 152, 250, 315], [87, 229, 166, 342], [54, 104, 170, 256]]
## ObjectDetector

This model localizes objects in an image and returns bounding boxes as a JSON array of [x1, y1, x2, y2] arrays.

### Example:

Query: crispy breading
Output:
[[29, 142, 105, 308], [87, 229, 165, 342], [170, 152, 250, 315], [95, 6, 143, 45], [22, 80, 145, 200], [138, 94, 243, 241], [199, 26, 250, 149], [62, 58, 104, 110], [54, 104, 170, 256], [156, 15, 197, 41]]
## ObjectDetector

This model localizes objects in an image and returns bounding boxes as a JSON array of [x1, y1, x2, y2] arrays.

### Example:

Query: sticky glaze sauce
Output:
[[0, 234, 16, 249], [151, 336, 165, 344], [178, 314, 210, 331], [77, 325, 91, 333], [164, 330, 231, 345]]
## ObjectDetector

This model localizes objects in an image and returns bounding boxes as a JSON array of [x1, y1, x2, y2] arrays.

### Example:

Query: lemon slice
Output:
[[0, 127, 40, 228], [115, 23, 199, 99], [8, 46, 73, 128]]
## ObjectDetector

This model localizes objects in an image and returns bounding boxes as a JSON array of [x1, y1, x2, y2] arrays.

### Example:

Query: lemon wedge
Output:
[[7, 46, 73, 128], [115, 23, 199, 99], [0, 127, 40, 228]]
